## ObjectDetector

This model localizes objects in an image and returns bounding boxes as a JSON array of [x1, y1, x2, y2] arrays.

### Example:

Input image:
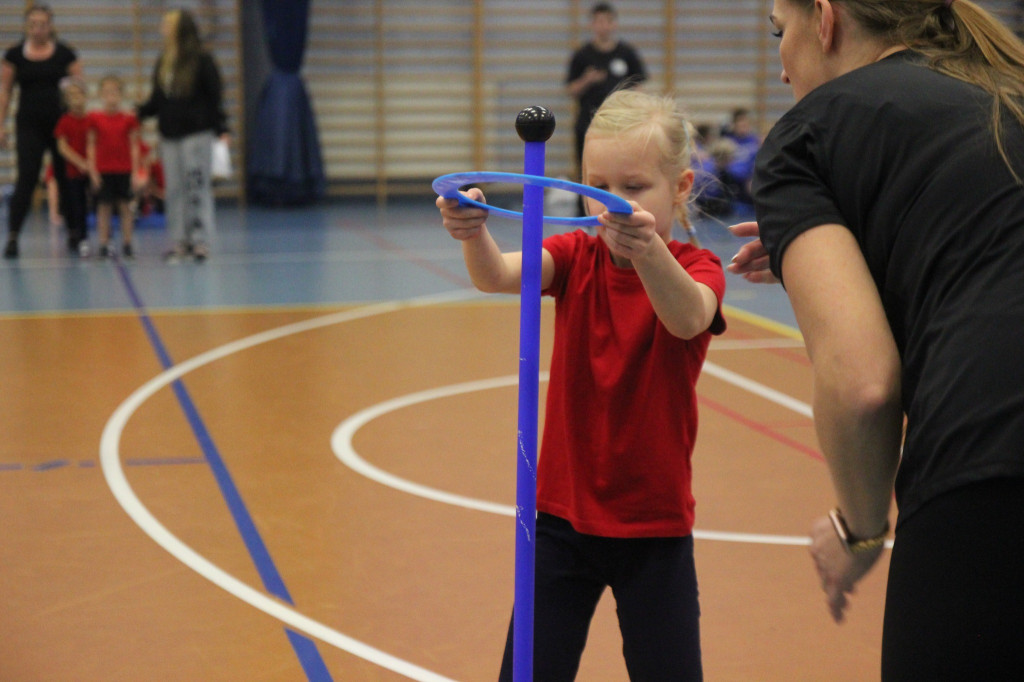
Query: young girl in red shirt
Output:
[[54, 77, 90, 256], [437, 89, 726, 680], [87, 74, 139, 258]]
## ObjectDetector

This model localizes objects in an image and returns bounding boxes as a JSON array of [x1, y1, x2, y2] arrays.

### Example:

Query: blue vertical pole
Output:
[[512, 106, 554, 682]]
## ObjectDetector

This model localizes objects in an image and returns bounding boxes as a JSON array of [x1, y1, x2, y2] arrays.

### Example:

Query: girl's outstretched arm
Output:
[[436, 187, 554, 294], [599, 203, 718, 339]]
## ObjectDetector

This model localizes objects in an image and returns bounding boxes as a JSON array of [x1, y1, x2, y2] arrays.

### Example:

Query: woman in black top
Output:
[[730, 1, 1024, 679], [137, 9, 229, 263], [0, 3, 82, 258]]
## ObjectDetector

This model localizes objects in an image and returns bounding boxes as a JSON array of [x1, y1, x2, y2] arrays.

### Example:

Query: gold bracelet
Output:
[[828, 508, 889, 555]]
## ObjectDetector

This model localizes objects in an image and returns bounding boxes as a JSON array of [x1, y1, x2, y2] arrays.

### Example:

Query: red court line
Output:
[[356, 228, 475, 289], [698, 394, 823, 462]]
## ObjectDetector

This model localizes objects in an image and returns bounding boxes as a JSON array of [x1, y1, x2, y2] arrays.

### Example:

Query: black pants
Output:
[[498, 513, 702, 681], [882, 477, 1024, 681], [8, 114, 69, 239], [64, 176, 89, 245]]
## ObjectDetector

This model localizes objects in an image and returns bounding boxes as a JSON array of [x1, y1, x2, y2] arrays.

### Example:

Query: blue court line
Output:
[[113, 259, 333, 681], [124, 456, 208, 467], [34, 459, 70, 471], [0, 457, 207, 473]]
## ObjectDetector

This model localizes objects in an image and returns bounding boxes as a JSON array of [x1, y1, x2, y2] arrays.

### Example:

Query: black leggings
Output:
[[498, 513, 702, 681], [882, 477, 1024, 681], [63, 176, 89, 245], [8, 115, 69, 238]]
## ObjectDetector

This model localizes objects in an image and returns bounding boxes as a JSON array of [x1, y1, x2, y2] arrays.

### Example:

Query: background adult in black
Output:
[[565, 3, 647, 176], [0, 4, 82, 259], [729, 1, 1024, 679]]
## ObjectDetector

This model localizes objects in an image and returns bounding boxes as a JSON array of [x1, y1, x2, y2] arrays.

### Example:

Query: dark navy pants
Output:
[[498, 513, 702, 681]]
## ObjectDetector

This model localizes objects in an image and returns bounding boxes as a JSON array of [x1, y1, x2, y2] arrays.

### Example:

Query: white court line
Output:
[[99, 294, 882, 682], [101, 294, 482, 682], [331, 366, 815, 547], [710, 338, 806, 350], [701, 362, 814, 419]]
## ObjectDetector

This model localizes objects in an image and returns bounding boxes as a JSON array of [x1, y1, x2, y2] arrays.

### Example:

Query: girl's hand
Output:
[[436, 187, 489, 241], [132, 169, 149, 192], [596, 201, 659, 261], [727, 221, 779, 284]]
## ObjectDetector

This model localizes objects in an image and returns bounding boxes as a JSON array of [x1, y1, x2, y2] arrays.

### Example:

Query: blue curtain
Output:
[[247, 0, 325, 205]]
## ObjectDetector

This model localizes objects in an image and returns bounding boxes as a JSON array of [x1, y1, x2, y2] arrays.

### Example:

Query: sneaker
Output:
[[78, 240, 91, 258], [162, 244, 188, 264], [192, 243, 208, 263], [122, 243, 134, 260], [98, 244, 111, 259], [3, 239, 18, 259]]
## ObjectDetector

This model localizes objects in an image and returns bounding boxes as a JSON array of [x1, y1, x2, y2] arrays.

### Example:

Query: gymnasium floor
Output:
[[0, 197, 892, 681]]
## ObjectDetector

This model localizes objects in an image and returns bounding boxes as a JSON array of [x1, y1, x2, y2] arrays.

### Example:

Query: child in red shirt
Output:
[[54, 77, 91, 256], [135, 140, 165, 218], [438, 89, 726, 680], [87, 74, 140, 258]]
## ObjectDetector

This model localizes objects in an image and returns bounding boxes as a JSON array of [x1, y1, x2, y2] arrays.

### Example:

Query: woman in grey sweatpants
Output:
[[137, 8, 228, 262]]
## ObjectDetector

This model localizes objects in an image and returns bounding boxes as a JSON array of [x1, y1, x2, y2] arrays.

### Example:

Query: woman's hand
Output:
[[727, 221, 779, 284], [436, 187, 489, 241], [809, 515, 885, 623]]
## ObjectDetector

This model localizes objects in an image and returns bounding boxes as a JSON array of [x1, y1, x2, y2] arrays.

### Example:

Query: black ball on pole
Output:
[[515, 106, 556, 143]]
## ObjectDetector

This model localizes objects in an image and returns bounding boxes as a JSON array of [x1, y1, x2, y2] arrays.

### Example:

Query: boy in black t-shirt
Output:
[[565, 3, 647, 178]]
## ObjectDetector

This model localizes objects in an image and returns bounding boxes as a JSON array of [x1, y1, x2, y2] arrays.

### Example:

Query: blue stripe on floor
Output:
[[113, 257, 333, 681]]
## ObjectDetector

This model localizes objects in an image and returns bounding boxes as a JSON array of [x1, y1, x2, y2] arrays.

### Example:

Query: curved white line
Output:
[[100, 290, 886, 682], [330, 370, 836, 548], [333, 375, 531, 516], [101, 295, 482, 682], [702, 361, 814, 418]]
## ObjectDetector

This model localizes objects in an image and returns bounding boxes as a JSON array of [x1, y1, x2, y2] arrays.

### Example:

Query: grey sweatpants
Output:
[[161, 131, 214, 246]]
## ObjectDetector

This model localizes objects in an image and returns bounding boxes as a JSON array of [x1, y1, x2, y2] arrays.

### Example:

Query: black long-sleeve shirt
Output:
[[137, 52, 228, 139]]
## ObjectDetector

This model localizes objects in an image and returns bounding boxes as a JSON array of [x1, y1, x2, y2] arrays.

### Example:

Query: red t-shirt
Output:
[[537, 230, 727, 538], [137, 140, 165, 188], [88, 110, 139, 173], [53, 112, 90, 179]]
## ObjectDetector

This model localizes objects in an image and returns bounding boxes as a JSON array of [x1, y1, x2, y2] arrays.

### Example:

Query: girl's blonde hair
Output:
[[792, 0, 1024, 182], [59, 76, 87, 107], [99, 74, 124, 93], [586, 89, 699, 244]]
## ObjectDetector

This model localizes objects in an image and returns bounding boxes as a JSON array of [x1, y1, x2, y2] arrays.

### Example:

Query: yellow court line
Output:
[[722, 303, 803, 340]]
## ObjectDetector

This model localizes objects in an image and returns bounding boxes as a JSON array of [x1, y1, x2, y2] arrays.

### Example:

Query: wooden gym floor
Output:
[[0, 199, 892, 681]]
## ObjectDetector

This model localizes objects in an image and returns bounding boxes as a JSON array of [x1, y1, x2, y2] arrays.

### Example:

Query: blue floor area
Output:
[[0, 198, 797, 330]]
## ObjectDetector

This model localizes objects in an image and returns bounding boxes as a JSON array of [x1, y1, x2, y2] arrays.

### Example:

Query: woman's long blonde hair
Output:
[[586, 89, 700, 245], [158, 9, 203, 98], [793, 0, 1024, 181]]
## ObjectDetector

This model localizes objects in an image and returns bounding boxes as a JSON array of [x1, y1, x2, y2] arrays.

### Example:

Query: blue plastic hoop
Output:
[[432, 171, 633, 227]]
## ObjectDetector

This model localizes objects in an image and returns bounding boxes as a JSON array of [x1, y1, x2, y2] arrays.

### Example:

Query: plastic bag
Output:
[[212, 138, 232, 180]]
